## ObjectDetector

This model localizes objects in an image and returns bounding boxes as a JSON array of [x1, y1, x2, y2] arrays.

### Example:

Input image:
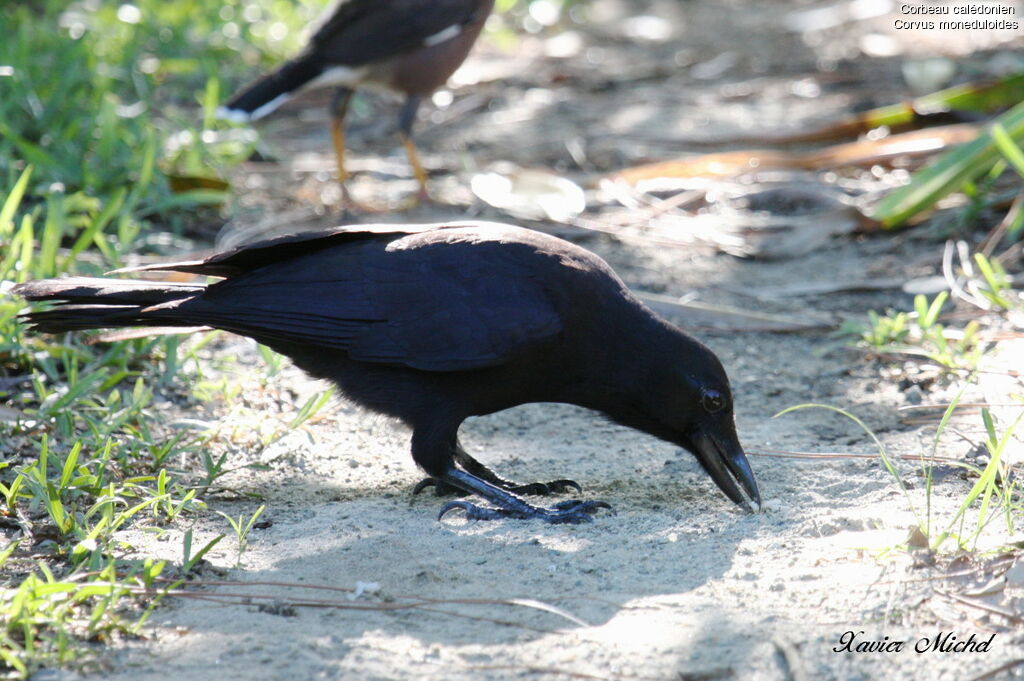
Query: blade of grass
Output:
[[775, 403, 922, 529], [923, 388, 965, 544], [991, 122, 1024, 179], [871, 101, 1024, 228], [0, 165, 32, 239]]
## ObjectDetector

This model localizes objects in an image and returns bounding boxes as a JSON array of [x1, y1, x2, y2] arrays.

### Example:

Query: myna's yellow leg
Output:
[[330, 118, 348, 184], [398, 96, 430, 203], [401, 133, 430, 202], [329, 88, 354, 189]]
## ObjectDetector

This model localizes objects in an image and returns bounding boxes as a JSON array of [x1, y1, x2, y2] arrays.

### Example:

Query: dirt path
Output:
[[88, 2, 1024, 679]]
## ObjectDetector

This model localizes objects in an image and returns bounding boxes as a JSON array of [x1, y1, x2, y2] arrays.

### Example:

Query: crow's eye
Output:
[[701, 389, 727, 413]]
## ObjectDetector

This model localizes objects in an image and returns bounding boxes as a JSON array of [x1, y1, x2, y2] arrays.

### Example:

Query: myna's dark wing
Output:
[[309, 0, 485, 66], [171, 229, 563, 371]]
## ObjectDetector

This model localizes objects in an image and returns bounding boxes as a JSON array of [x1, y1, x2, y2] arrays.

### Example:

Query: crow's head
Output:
[[673, 373, 761, 512], [611, 331, 761, 511]]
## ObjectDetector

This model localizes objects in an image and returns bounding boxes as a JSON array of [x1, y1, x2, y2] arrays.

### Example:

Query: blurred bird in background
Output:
[[217, 0, 496, 206]]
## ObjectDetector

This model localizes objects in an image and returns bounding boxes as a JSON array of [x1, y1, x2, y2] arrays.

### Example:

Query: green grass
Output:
[[0, 1, 338, 677], [0, 558, 171, 675], [870, 98, 1024, 231], [845, 240, 1021, 373], [824, 241, 1022, 555], [4, 0, 1017, 676], [778, 400, 1024, 554], [216, 504, 266, 568], [845, 291, 985, 372], [0, 0, 332, 235], [0, 1, 577, 675]]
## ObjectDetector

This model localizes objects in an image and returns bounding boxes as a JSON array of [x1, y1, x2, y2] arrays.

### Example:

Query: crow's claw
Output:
[[539, 479, 583, 495], [551, 499, 613, 514], [413, 477, 459, 496], [415, 476, 583, 497], [438, 501, 524, 521], [507, 482, 552, 495], [506, 479, 584, 496], [437, 498, 612, 524]]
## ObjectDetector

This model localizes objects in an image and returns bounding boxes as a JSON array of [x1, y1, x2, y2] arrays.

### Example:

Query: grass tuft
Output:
[[0, 2, 335, 677]]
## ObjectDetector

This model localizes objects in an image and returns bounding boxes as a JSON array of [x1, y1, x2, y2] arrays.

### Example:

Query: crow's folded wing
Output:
[[114, 223, 475, 278], [173, 233, 563, 371]]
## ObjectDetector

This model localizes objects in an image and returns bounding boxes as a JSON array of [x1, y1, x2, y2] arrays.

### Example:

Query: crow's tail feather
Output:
[[12, 277, 206, 334]]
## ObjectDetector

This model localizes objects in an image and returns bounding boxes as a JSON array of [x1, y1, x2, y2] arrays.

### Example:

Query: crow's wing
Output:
[[113, 223, 471, 278], [307, 0, 484, 67], [168, 227, 564, 371]]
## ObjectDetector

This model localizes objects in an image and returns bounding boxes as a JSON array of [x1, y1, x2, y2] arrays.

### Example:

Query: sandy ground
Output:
[[48, 1, 1024, 679]]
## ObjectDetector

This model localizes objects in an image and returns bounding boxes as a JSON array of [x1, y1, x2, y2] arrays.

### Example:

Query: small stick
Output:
[[772, 635, 808, 681]]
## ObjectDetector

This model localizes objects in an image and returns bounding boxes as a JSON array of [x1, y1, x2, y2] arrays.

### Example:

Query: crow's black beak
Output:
[[687, 429, 761, 512]]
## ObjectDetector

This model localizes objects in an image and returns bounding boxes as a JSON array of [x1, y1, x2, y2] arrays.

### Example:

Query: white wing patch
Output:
[[423, 24, 462, 47], [215, 106, 253, 124], [249, 93, 293, 121], [306, 65, 368, 90]]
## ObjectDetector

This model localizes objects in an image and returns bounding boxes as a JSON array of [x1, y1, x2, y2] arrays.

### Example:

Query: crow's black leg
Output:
[[436, 469, 611, 524], [413, 442, 582, 497], [409, 426, 607, 523]]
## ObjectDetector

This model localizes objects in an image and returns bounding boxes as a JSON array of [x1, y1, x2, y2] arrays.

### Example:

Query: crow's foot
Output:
[[437, 499, 612, 524], [413, 477, 581, 497]]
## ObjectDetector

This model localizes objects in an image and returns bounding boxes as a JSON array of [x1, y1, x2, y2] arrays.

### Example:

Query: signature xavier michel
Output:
[[833, 630, 996, 654]]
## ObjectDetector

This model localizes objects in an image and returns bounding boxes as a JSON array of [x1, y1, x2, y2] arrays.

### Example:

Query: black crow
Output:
[[13, 223, 760, 523]]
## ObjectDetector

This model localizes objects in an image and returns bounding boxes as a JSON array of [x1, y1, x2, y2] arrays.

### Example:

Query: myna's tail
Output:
[[216, 56, 324, 122]]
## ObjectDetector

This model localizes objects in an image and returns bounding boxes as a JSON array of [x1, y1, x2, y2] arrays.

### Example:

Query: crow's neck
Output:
[[567, 309, 692, 418]]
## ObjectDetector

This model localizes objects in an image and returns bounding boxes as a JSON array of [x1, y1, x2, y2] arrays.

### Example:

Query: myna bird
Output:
[[14, 222, 761, 523], [217, 0, 496, 203]]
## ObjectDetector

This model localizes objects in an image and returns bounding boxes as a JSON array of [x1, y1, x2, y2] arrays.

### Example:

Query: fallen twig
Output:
[[131, 578, 591, 630], [637, 291, 832, 332], [939, 591, 1024, 626], [772, 635, 807, 681], [610, 125, 980, 185], [746, 448, 964, 465], [979, 190, 1024, 257], [967, 658, 1024, 681]]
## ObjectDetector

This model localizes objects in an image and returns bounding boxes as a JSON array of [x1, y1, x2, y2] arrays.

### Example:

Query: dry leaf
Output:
[[906, 525, 929, 549], [471, 169, 586, 222], [1005, 557, 1024, 588]]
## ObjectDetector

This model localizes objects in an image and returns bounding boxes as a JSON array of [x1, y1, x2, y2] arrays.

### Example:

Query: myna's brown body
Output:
[[218, 0, 496, 200]]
